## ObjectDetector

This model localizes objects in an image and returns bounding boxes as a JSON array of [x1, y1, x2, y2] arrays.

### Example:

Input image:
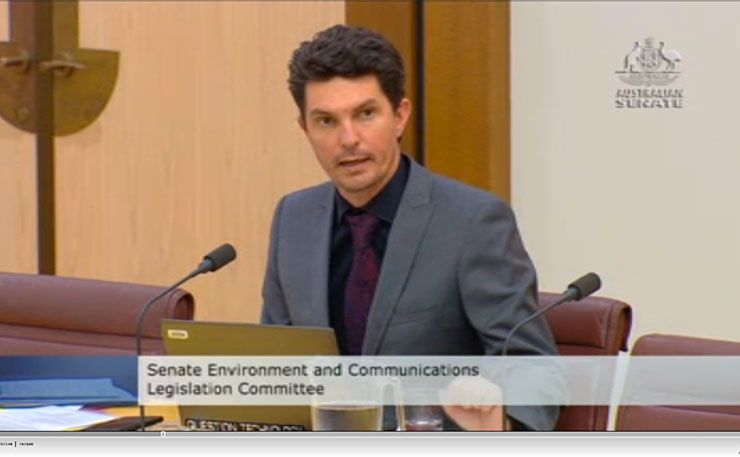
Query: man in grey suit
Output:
[[261, 25, 559, 431]]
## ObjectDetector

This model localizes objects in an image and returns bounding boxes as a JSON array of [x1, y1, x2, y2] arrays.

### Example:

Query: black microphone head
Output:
[[567, 272, 601, 300], [201, 243, 237, 273]]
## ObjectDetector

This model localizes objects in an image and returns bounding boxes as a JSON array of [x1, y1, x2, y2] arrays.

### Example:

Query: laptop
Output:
[[161, 319, 339, 431]]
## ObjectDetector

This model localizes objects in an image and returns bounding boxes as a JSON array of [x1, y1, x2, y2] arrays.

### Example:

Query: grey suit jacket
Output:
[[261, 157, 560, 430]]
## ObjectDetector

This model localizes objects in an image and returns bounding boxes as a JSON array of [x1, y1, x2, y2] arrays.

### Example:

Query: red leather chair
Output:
[[0, 272, 194, 355], [615, 333, 740, 431], [538, 292, 632, 430]]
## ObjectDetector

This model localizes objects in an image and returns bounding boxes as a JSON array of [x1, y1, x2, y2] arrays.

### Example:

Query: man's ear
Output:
[[297, 116, 307, 132], [394, 98, 412, 138]]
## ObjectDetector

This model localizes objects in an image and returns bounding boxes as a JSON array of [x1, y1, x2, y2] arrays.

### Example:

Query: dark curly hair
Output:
[[288, 25, 406, 118]]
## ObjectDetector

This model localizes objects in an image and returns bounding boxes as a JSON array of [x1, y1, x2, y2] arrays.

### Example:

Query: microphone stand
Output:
[[135, 270, 199, 431], [497, 273, 601, 429], [134, 243, 237, 431]]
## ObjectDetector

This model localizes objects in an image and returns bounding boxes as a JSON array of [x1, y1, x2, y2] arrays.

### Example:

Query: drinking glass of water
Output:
[[309, 358, 406, 431], [403, 389, 444, 431]]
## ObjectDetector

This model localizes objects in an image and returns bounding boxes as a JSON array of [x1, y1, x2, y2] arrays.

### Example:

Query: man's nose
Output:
[[338, 121, 360, 149]]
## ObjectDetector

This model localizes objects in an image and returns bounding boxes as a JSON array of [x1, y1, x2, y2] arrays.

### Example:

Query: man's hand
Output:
[[440, 377, 507, 431], [442, 404, 507, 431]]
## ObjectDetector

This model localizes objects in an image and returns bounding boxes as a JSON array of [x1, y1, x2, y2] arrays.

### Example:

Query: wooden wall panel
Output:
[[0, 1, 37, 273], [346, 1, 419, 160], [54, 2, 343, 322], [425, 2, 510, 201]]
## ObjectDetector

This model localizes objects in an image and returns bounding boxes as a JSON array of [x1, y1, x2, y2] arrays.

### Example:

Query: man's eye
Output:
[[360, 109, 375, 118], [317, 117, 334, 127]]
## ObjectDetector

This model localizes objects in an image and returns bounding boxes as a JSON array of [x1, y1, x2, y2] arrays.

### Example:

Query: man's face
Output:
[[300, 74, 411, 207]]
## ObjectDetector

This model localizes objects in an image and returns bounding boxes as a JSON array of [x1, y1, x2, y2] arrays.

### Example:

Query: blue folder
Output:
[[0, 356, 138, 407], [0, 378, 137, 407]]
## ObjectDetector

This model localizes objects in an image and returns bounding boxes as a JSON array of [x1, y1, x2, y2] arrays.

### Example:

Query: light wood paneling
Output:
[[0, 1, 37, 273], [425, 2, 510, 201], [55, 2, 343, 322]]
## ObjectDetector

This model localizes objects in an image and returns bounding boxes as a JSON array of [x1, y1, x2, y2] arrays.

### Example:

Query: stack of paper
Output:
[[0, 406, 115, 431]]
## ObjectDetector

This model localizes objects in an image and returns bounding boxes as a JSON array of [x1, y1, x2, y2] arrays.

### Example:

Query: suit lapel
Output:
[[295, 184, 333, 327], [363, 160, 435, 354]]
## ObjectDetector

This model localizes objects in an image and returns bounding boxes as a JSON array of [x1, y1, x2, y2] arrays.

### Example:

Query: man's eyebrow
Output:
[[307, 98, 379, 117], [354, 99, 379, 111], [307, 108, 333, 117]]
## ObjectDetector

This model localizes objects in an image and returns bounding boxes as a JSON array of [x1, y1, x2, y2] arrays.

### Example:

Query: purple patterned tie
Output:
[[344, 212, 382, 355]]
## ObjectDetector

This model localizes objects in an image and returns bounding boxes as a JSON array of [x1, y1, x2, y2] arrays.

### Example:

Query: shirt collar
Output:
[[334, 154, 410, 225]]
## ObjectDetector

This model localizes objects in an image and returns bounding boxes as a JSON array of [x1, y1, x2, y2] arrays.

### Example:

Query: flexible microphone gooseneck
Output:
[[135, 243, 237, 430], [501, 272, 601, 356]]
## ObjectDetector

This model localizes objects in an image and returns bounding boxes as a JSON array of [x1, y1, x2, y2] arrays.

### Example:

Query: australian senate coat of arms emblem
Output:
[[616, 37, 682, 86]]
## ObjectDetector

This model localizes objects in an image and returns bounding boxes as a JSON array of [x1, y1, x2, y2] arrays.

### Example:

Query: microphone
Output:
[[501, 273, 601, 356], [193, 243, 238, 275], [134, 243, 237, 429]]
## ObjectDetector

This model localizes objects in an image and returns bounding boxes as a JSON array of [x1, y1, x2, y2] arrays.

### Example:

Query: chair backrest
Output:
[[0, 272, 194, 355], [615, 333, 740, 431], [538, 292, 632, 430]]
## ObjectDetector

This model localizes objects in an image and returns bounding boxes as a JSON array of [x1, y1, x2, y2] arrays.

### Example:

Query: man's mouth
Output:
[[338, 157, 370, 169]]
